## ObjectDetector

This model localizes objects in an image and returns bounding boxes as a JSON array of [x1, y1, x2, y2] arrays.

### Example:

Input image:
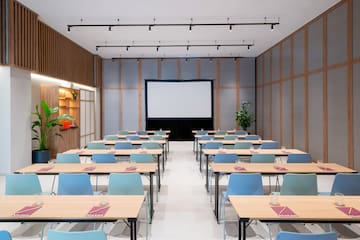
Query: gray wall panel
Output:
[[264, 52, 270, 83], [271, 83, 280, 141], [272, 46, 280, 81], [354, 0, 360, 59], [327, 3, 348, 66], [263, 85, 270, 139], [240, 88, 256, 134], [220, 59, 236, 87], [308, 73, 323, 161], [122, 90, 138, 130], [327, 66, 348, 165], [180, 59, 197, 79], [293, 77, 305, 150], [256, 87, 263, 135], [282, 39, 291, 78], [354, 63, 360, 170], [240, 58, 255, 86], [142, 59, 158, 80], [121, 60, 138, 88], [161, 59, 177, 79], [308, 18, 323, 71], [282, 80, 291, 147], [293, 30, 305, 75], [220, 89, 236, 130], [103, 89, 120, 135], [102, 60, 120, 88], [200, 59, 216, 79]]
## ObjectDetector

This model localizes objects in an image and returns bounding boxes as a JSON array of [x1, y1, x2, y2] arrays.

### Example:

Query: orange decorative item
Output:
[[63, 120, 70, 129]]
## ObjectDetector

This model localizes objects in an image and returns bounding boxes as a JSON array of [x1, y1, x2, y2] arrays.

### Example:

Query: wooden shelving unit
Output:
[[58, 88, 80, 128]]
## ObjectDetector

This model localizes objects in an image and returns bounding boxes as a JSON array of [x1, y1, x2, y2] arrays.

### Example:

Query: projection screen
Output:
[[145, 80, 213, 119]]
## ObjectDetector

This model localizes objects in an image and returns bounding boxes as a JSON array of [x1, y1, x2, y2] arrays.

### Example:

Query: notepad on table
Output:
[[271, 206, 297, 217], [87, 205, 110, 217], [14, 205, 42, 216], [337, 206, 360, 217]]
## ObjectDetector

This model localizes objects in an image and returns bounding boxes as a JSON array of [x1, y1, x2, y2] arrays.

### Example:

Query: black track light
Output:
[[67, 26, 71, 32], [156, 46, 159, 52], [108, 26, 112, 31], [186, 45, 189, 51], [229, 25, 233, 31], [148, 25, 152, 31], [270, 24, 274, 31], [247, 45, 250, 51], [189, 25, 192, 32], [126, 46, 129, 51], [217, 45, 220, 50]]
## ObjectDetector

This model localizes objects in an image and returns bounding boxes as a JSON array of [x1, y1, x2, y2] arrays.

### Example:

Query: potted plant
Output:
[[31, 100, 74, 163], [235, 101, 254, 132]]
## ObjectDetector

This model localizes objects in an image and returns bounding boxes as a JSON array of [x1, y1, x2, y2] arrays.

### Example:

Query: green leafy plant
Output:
[[235, 101, 254, 131], [32, 100, 74, 150]]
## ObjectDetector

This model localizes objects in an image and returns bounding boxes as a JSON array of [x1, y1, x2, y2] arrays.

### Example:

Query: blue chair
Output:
[[199, 135, 214, 141], [103, 135, 118, 140], [56, 153, 81, 163], [287, 153, 312, 163], [118, 130, 129, 135], [245, 135, 261, 140], [215, 130, 227, 135], [330, 173, 360, 195], [251, 154, 275, 163], [5, 174, 42, 195], [261, 141, 280, 149], [280, 174, 318, 195], [141, 142, 161, 149], [114, 141, 133, 149], [235, 130, 247, 135], [214, 154, 238, 163], [92, 153, 116, 163], [57, 173, 94, 195], [149, 135, 163, 140], [130, 153, 154, 163], [223, 135, 237, 140], [136, 130, 147, 135], [87, 142, 107, 149], [154, 130, 166, 135], [204, 141, 223, 150], [196, 130, 208, 135], [126, 135, 141, 140], [0, 231, 11, 240], [234, 141, 253, 149], [275, 231, 337, 240], [47, 230, 107, 240]]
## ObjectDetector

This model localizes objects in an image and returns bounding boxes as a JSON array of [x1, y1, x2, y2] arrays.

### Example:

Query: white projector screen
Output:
[[146, 80, 213, 118]]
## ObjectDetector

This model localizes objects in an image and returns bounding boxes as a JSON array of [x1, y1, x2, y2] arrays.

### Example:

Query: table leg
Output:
[[149, 172, 154, 223], [157, 155, 161, 191], [162, 153, 165, 173], [129, 218, 137, 240], [163, 144, 167, 161], [199, 145, 203, 173], [206, 155, 209, 192], [214, 172, 219, 223], [196, 138, 199, 160]]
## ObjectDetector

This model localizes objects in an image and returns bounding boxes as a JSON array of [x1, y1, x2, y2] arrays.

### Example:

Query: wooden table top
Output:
[[0, 195, 144, 221], [15, 163, 157, 174], [203, 148, 307, 156], [64, 148, 163, 156], [210, 162, 356, 174], [229, 195, 360, 222], [97, 140, 166, 145], [198, 140, 273, 145]]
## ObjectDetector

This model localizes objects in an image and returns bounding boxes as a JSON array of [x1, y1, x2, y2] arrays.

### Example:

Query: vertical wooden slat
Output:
[[304, 27, 309, 153], [323, 15, 328, 163], [269, 51, 273, 139], [347, 0, 354, 168], [261, 56, 265, 137], [279, 44, 283, 145], [235, 58, 240, 112]]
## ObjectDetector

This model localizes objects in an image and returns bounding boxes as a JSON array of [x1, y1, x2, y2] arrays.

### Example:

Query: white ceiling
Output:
[[19, 0, 340, 59]]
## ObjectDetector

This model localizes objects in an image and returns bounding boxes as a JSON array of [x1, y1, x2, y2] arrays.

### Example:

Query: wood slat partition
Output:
[[37, 21, 94, 86], [0, 0, 6, 65], [7, 0, 37, 70]]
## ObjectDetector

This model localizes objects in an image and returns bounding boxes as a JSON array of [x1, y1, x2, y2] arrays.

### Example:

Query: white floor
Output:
[[0, 141, 359, 239]]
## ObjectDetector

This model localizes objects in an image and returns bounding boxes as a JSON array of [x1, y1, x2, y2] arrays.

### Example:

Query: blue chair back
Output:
[[108, 173, 144, 195], [199, 135, 214, 141], [47, 230, 107, 240], [276, 231, 337, 240], [330, 173, 360, 195], [118, 130, 129, 135], [235, 130, 247, 135], [103, 135, 118, 140], [233, 141, 253, 149], [196, 130, 208, 135], [126, 135, 141, 140], [92, 153, 116, 163], [251, 154, 275, 163], [0, 231, 12, 240], [223, 135, 237, 140], [226, 173, 264, 196], [214, 154, 237, 163], [204, 142, 223, 149], [141, 142, 161, 149], [136, 130, 147, 135], [87, 142, 107, 149], [5, 174, 42, 195], [287, 153, 312, 163], [215, 130, 227, 135], [261, 141, 280, 149], [280, 174, 318, 195], [56, 153, 81, 163], [114, 141, 133, 149], [245, 135, 260, 140], [57, 173, 93, 195], [149, 135, 163, 140], [154, 130, 166, 135], [130, 153, 154, 163]]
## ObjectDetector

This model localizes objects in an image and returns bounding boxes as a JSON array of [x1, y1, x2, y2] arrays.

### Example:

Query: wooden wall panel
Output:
[[0, 0, 6, 64], [37, 21, 94, 86]]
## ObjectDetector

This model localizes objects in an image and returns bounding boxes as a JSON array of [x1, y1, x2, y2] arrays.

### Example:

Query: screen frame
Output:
[[145, 79, 214, 120]]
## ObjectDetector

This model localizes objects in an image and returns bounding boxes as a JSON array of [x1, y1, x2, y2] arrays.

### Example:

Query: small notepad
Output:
[[271, 206, 297, 217], [87, 205, 110, 217], [234, 166, 247, 171], [125, 166, 137, 171], [14, 205, 42, 216], [337, 207, 360, 217], [82, 166, 96, 171], [38, 166, 54, 172], [318, 166, 335, 172], [274, 166, 288, 171]]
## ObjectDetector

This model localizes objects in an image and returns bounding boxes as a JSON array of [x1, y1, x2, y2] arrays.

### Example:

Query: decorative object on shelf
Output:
[[235, 101, 254, 132], [31, 100, 74, 163], [71, 91, 78, 100]]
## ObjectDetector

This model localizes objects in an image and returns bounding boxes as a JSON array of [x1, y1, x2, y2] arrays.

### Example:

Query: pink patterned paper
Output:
[[271, 206, 297, 217], [318, 166, 335, 172], [14, 205, 42, 216], [125, 166, 137, 171], [82, 166, 96, 171], [38, 166, 54, 172], [274, 166, 288, 171], [234, 166, 247, 171], [87, 205, 110, 217], [337, 207, 360, 217]]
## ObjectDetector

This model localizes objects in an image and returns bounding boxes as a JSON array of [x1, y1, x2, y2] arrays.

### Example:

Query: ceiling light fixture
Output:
[[108, 26, 112, 31]]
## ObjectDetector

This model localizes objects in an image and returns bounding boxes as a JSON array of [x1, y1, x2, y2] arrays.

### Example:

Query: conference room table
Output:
[[0, 195, 144, 240], [15, 163, 157, 222], [229, 195, 360, 240], [211, 162, 356, 223], [97, 139, 168, 161]]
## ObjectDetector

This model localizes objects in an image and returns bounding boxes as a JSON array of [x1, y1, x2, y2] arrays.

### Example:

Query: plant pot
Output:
[[32, 149, 50, 163]]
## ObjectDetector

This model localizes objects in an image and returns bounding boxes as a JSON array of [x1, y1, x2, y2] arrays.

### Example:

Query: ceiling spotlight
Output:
[[148, 25, 152, 31], [270, 24, 274, 31], [108, 26, 112, 31], [156, 46, 159, 52], [95, 46, 99, 51], [247, 45, 251, 51], [229, 25, 233, 31], [189, 25, 192, 32], [67, 26, 71, 32], [185, 58, 188, 62], [217, 45, 220, 50], [126, 46, 129, 51], [186, 45, 189, 51]]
